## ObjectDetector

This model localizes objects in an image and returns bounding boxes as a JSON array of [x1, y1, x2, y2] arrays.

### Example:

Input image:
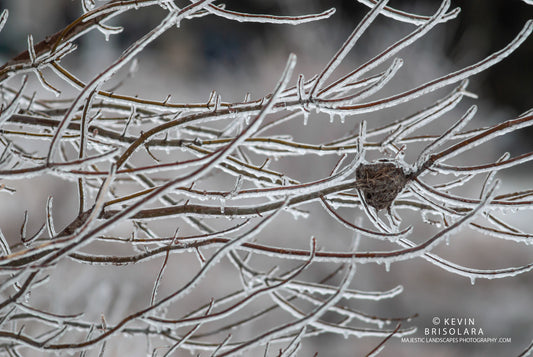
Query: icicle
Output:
[[421, 210, 431, 224], [220, 198, 226, 214], [302, 110, 309, 126], [339, 114, 346, 124], [20, 210, 28, 242]]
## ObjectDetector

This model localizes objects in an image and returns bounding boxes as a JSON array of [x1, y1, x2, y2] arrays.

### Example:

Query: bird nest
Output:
[[355, 161, 412, 211]]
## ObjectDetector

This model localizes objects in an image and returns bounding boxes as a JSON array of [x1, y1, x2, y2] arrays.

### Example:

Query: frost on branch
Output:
[[0, 0, 533, 356]]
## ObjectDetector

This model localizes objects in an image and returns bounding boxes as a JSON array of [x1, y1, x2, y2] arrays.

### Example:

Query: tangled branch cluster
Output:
[[1, 0, 533, 355]]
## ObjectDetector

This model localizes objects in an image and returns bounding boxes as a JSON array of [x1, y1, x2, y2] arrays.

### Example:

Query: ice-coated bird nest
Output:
[[355, 161, 413, 211]]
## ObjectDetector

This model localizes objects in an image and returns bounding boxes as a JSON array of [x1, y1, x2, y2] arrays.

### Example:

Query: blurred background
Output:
[[1, 0, 533, 356]]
